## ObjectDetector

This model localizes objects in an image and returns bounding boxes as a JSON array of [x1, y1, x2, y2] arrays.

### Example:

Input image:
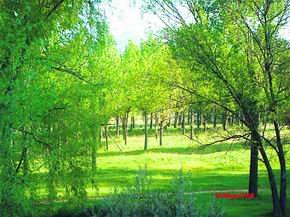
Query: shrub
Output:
[[88, 168, 224, 217]]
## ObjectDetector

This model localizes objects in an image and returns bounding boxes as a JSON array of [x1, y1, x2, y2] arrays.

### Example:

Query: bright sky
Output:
[[102, 0, 163, 52], [102, 0, 290, 52]]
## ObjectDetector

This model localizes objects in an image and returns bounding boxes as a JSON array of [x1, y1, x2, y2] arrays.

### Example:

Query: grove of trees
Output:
[[0, 1, 289, 217]]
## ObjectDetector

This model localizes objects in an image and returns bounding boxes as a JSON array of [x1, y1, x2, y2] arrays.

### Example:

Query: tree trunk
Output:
[[213, 110, 217, 128], [116, 116, 120, 137], [222, 111, 227, 131], [274, 121, 287, 217], [197, 110, 201, 129], [174, 112, 178, 128], [144, 111, 148, 151], [23, 146, 29, 178], [159, 121, 163, 146], [155, 113, 159, 139], [259, 145, 283, 217], [105, 125, 109, 150], [131, 116, 135, 129], [182, 112, 185, 134], [178, 112, 182, 126], [203, 114, 206, 132], [167, 114, 171, 127], [248, 131, 259, 197], [247, 108, 259, 199], [190, 108, 194, 140], [122, 111, 129, 145], [150, 113, 153, 129]]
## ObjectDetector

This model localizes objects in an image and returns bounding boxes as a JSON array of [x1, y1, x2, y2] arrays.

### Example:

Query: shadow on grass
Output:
[[98, 142, 248, 157], [95, 168, 274, 191], [109, 125, 229, 137]]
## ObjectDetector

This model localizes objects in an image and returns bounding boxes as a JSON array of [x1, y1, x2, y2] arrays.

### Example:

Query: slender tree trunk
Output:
[[222, 111, 227, 131], [122, 111, 129, 145], [167, 114, 171, 127], [131, 116, 135, 129], [155, 113, 159, 139], [150, 113, 153, 129], [248, 131, 259, 197], [159, 121, 163, 146], [274, 121, 287, 217], [105, 125, 109, 150], [259, 145, 283, 217], [174, 112, 178, 128], [144, 111, 148, 151], [246, 108, 259, 199], [203, 114, 206, 132], [213, 110, 217, 128], [182, 112, 185, 134], [178, 112, 182, 126], [23, 147, 29, 178], [116, 116, 120, 137], [197, 110, 201, 129], [190, 108, 194, 140], [21, 130, 29, 178]]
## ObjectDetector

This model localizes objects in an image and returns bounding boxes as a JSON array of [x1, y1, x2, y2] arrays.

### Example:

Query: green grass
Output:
[[86, 126, 290, 217]]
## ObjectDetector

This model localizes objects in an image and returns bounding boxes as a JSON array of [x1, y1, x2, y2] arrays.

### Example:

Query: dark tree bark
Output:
[[155, 113, 159, 139], [259, 144, 282, 217], [144, 111, 148, 151], [150, 113, 153, 129], [174, 112, 178, 128], [116, 116, 120, 137], [167, 114, 171, 127], [248, 131, 259, 197], [130, 116, 135, 130], [190, 107, 194, 140], [104, 125, 109, 150], [202, 114, 206, 132], [274, 121, 287, 217], [132, 116, 135, 129], [122, 111, 129, 145], [182, 112, 185, 134], [245, 105, 259, 199], [213, 110, 217, 128], [222, 111, 227, 131], [196, 110, 201, 129], [159, 121, 163, 146]]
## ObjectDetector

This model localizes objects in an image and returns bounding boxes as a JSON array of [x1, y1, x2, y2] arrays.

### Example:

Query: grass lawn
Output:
[[84, 126, 290, 217]]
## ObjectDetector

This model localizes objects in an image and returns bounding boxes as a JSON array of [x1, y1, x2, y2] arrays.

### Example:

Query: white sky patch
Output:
[[102, 0, 163, 52], [102, 0, 290, 52]]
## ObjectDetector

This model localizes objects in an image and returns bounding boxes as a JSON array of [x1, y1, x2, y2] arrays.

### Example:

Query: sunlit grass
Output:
[[84, 126, 290, 216]]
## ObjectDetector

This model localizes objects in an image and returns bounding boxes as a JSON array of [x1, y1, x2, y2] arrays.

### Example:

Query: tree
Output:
[[145, 0, 289, 216], [0, 1, 110, 215]]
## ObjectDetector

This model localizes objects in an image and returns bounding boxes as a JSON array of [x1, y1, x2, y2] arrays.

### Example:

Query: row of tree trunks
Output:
[[115, 110, 269, 141]]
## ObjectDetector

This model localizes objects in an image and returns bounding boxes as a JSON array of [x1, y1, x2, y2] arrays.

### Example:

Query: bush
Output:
[[86, 168, 224, 217]]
